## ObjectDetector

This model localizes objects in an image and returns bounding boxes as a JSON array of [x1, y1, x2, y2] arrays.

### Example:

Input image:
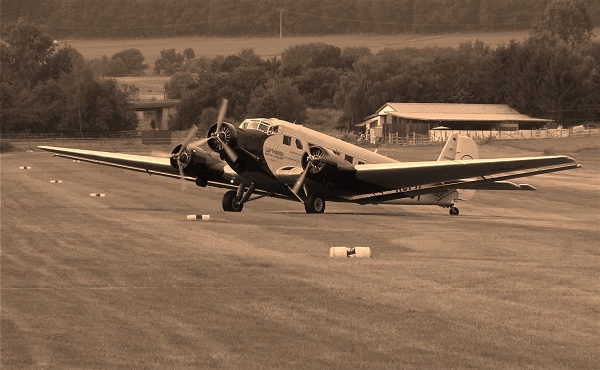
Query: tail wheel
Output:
[[305, 193, 325, 214], [222, 190, 243, 212], [449, 206, 459, 216]]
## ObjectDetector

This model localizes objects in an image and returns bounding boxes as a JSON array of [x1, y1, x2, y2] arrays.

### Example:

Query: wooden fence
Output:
[[429, 128, 599, 142]]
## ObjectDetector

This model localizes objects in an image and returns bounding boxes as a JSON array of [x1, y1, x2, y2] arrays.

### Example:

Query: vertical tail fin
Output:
[[437, 133, 480, 161], [437, 134, 479, 201]]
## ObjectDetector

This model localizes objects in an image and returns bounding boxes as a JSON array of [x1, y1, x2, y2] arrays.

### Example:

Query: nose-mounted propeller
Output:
[[291, 141, 326, 199]]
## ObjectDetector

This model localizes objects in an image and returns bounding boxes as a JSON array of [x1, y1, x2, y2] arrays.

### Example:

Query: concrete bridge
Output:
[[129, 100, 179, 130]]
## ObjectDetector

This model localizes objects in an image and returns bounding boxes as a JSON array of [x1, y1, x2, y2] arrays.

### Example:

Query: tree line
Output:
[[166, 1, 598, 132], [166, 36, 599, 133], [1, 1, 598, 135], [2, 0, 599, 38], [1, 19, 138, 134]]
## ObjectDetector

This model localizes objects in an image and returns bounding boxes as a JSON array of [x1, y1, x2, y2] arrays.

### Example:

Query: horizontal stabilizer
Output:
[[468, 181, 537, 191]]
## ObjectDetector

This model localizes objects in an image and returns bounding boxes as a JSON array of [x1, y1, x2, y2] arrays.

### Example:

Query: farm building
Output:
[[360, 103, 552, 142]]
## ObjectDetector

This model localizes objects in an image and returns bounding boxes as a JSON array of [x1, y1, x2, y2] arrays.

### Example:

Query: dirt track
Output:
[[2, 146, 599, 368]]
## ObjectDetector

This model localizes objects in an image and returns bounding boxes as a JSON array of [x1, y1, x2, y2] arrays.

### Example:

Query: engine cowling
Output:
[[301, 146, 328, 175], [206, 122, 238, 154], [170, 144, 191, 171], [169, 144, 209, 173]]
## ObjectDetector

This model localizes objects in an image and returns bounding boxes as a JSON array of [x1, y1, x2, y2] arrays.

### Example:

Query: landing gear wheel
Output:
[[222, 190, 243, 212], [195, 177, 208, 187], [449, 206, 459, 216], [304, 193, 325, 214]]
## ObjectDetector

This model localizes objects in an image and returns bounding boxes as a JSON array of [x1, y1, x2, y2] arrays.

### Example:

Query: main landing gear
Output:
[[222, 190, 244, 212], [304, 193, 325, 214], [222, 183, 256, 212]]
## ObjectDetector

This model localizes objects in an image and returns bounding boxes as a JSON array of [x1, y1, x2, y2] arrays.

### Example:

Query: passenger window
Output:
[[345, 155, 354, 163], [295, 139, 303, 150], [283, 135, 291, 146]]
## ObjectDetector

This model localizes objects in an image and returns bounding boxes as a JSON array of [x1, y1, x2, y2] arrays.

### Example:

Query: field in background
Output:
[[63, 29, 600, 64], [65, 31, 532, 64]]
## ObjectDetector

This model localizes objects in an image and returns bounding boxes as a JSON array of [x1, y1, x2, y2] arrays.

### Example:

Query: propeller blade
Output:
[[188, 137, 210, 148], [151, 150, 172, 158], [179, 125, 200, 155], [221, 140, 238, 163], [292, 161, 313, 196], [216, 99, 228, 133], [173, 125, 200, 191], [177, 158, 186, 191]]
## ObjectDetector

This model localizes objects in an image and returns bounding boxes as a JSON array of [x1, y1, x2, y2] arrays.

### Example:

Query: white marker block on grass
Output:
[[329, 247, 371, 258], [19, 166, 32, 170], [187, 214, 210, 220], [90, 193, 106, 197], [50, 180, 63, 183]]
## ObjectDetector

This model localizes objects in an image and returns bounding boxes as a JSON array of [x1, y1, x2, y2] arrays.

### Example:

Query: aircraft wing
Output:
[[37, 146, 242, 189], [351, 155, 579, 191]]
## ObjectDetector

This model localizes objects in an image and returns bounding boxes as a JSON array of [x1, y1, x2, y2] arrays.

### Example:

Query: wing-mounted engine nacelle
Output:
[[170, 144, 207, 173], [206, 122, 238, 155], [301, 146, 349, 177]]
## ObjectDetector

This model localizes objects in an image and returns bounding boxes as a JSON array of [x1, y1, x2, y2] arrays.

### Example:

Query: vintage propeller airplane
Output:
[[39, 99, 580, 215]]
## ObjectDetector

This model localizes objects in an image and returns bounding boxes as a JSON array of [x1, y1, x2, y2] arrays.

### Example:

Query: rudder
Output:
[[437, 133, 480, 161], [437, 133, 479, 202]]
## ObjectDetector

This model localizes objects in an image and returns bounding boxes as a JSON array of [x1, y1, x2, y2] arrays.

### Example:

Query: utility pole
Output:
[[279, 9, 283, 40]]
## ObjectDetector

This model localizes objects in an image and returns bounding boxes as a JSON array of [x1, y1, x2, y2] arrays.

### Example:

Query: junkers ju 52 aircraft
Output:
[[40, 100, 580, 215]]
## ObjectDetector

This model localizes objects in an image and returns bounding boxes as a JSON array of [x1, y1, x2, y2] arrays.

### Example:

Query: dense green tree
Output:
[[334, 56, 389, 131], [154, 48, 185, 75], [247, 79, 307, 122], [293, 68, 342, 108], [164, 72, 198, 99], [340, 46, 373, 70], [0, 17, 56, 91], [489, 34, 598, 124], [198, 107, 219, 133], [533, 0, 595, 48], [1, 19, 138, 134], [169, 77, 220, 131], [281, 43, 345, 76], [183, 47, 195, 60], [479, 0, 548, 31], [109, 48, 148, 76]]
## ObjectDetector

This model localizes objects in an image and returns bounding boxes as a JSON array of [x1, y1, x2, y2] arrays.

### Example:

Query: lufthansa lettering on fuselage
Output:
[[265, 147, 284, 160]]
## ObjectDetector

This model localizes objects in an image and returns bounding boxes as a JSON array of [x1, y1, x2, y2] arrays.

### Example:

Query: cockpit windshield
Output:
[[239, 119, 280, 135]]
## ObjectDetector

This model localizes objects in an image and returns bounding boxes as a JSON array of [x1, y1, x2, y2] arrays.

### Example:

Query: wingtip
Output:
[[519, 184, 537, 191]]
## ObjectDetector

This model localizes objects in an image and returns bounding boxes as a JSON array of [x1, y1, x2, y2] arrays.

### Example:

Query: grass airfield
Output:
[[1, 139, 599, 368]]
